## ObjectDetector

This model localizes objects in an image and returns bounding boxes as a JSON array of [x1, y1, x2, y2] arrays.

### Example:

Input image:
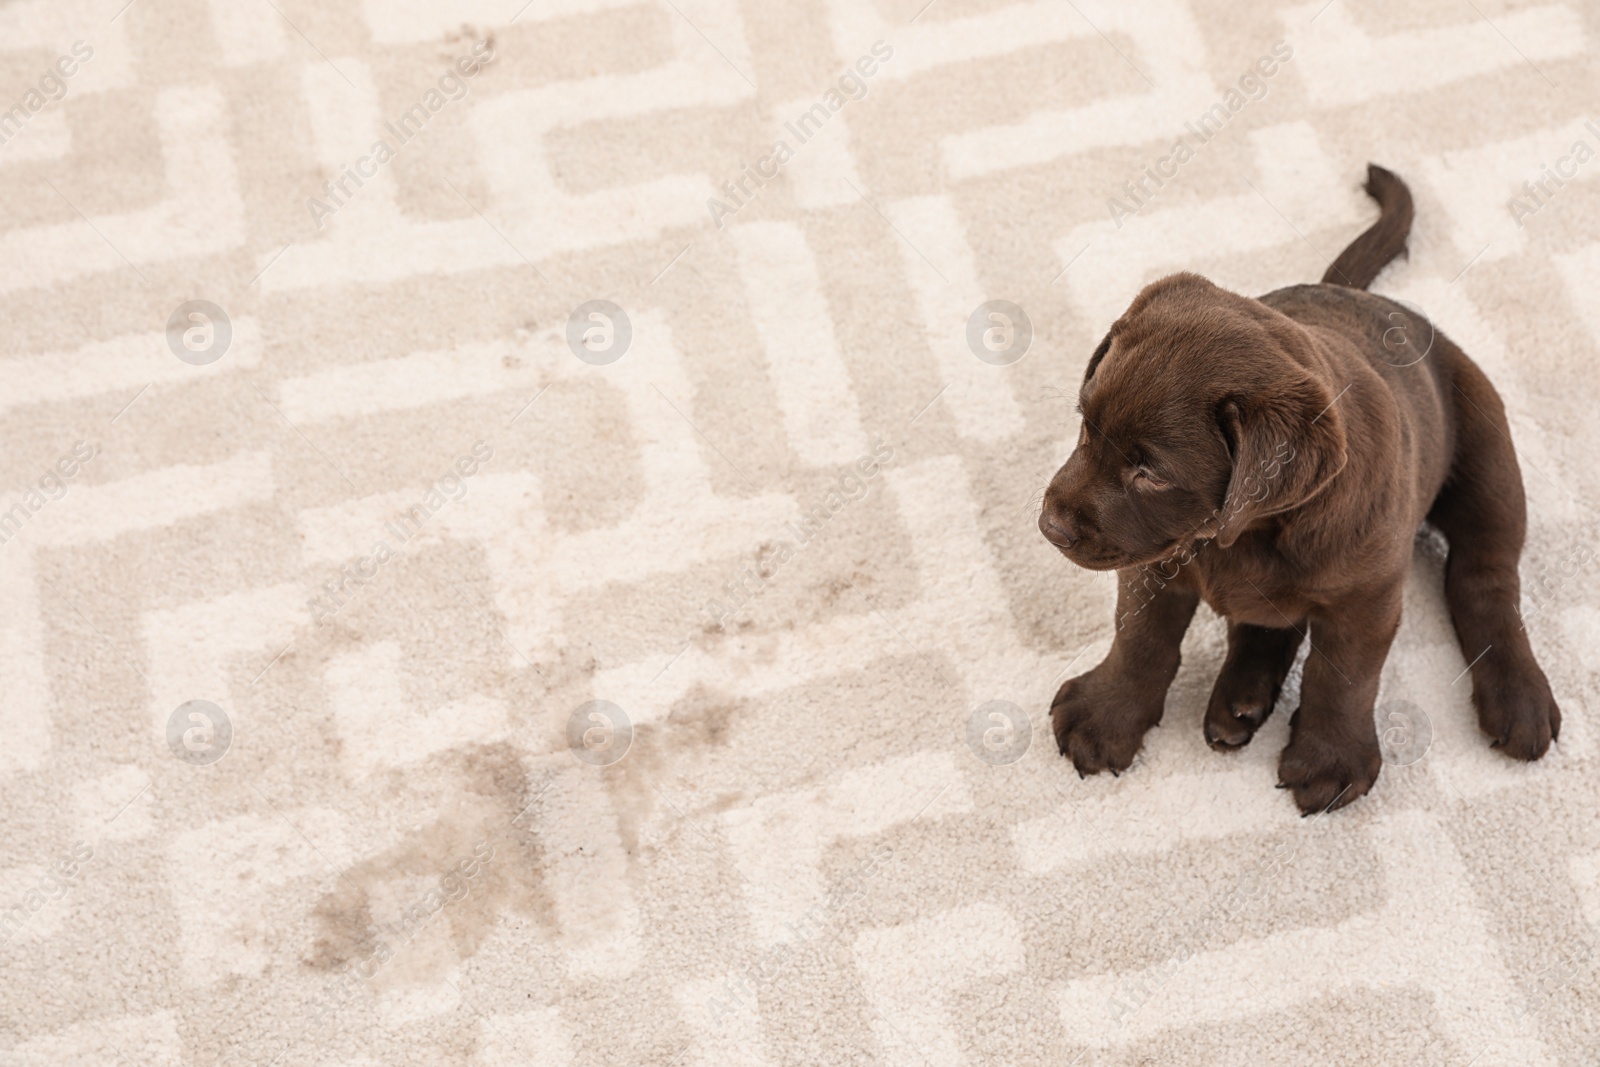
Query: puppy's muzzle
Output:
[[1039, 510, 1081, 551]]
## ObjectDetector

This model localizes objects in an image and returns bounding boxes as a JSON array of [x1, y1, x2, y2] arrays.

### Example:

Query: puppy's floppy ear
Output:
[[1214, 374, 1348, 548], [1076, 330, 1117, 402], [1082, 331, 1113, 385]]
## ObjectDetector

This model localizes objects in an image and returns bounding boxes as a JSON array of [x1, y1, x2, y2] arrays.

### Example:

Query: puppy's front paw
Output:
[[1051, 668, 1163, 778], [1472, 649, 1561, 761], [1204, 678, 1278, 750], [1204, 627, 1301, 750], [1277, 714, 1381, 816]]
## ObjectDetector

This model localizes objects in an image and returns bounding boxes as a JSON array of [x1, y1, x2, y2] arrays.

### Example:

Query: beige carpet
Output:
[[3, 0, 1599, 1063]]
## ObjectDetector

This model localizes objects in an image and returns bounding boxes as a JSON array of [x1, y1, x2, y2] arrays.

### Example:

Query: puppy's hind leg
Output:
[[1428, 357, 1561, 759], [1204, 622, 1304, 749]]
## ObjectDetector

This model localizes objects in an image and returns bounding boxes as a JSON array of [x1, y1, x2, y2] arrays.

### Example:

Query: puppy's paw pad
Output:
[[1204, 701, 1270, 750]]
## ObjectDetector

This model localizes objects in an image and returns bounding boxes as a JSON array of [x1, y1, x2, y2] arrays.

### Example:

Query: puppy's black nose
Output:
[[1040, 510, 1080, 549]]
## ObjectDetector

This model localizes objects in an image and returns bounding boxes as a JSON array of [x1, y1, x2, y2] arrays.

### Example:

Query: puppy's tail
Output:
[[1320, 164, 1414, 290]]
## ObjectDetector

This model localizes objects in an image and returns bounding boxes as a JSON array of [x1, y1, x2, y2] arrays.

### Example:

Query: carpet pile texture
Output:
[[2, 0, 1598, 1063]]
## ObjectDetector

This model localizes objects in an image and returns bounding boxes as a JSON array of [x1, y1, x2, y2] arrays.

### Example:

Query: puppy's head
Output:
[[1039, 274, 1348, 571]]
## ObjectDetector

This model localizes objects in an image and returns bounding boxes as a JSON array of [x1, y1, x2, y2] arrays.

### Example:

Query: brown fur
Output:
[[1038, 164, 1559, 814]]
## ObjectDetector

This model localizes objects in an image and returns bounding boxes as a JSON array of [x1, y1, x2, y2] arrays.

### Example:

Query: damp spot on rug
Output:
[[666, 683, 740, 748], [817, 569, 875, 611], [593, 721, 663, 862], [303, 742, 551, 989], [595, 684, 746, 860]]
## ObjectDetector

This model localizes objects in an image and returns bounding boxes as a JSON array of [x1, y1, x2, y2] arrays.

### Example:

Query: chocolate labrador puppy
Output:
[[1039, 165, 1559, 814]]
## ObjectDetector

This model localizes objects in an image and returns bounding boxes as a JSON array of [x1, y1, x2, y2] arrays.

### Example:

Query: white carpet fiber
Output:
[[2, 0, 1598, 1063]]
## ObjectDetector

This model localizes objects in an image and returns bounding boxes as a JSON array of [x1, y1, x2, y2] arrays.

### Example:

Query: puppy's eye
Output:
[[1134, 467, 1170, 490]]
